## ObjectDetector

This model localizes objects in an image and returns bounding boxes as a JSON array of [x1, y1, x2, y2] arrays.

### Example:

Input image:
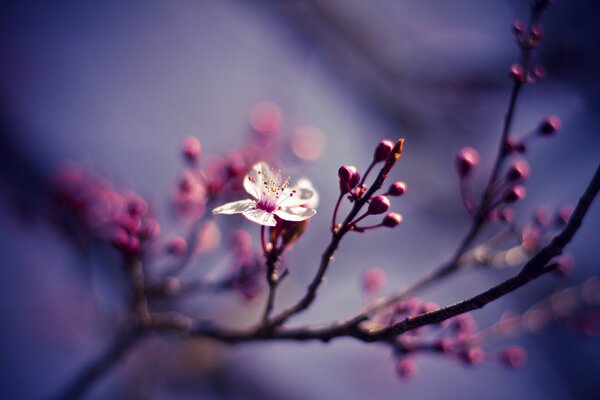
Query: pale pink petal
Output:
[[276, 178, 317, 208], [242, 208, 277, 226], [212, 199, 256, 215], [274, 206, 316, 222], [243, 162, 270, 200]]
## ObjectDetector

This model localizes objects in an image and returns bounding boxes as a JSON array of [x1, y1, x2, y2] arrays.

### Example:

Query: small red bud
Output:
[[382, 212, 403, 228], [506, 159, 530, 182], [456, 147, 479, 178], [182, 136, 201, 164], [368, 195, 390, 215], [538, 115, 561, 136], [338, 165, 359, 194], [374, 140, 394, 163], [388, 181, 407, 196], [504, 185, 526, 203]]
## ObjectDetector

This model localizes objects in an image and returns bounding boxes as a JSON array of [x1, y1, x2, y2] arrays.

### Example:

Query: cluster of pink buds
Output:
[[455, 112, 562, 222], [50, 163, 159, 257], [332, 139, 405, 233], [382, 297, 530, 379]]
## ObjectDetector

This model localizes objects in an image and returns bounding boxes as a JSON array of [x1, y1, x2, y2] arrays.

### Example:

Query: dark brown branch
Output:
[[178, 161, 599, 344]]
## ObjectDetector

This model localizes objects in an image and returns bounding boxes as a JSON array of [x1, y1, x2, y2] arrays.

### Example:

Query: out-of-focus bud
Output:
[[182, 136, 201, 165], [388, 181, 407, 197], [538, 115, 561, 136], [368, 195, 390, 215], [552, 254, 574, 277], [140, 218, 161, 240], [512, 20, 526, 36], [509, 64, 525, 82], [382, 213, 403, 228], [556, 204, 574, 225], [463, 347, 485, 365], [498, 208, 514, 222], [505, 137, 527, 154], [504, 185, 526, 203], [361, 267, 386, 294], [395, 358, 416, 379], [506, 159, 530, 182], [435, 338, 453, 353], [249, 101, 283, 136], [533, 205, 552, 227], [166, 236, 187, 256], [500, 346, 527, 369], [456, 147, 479, 178], [374, 140, 394, 163]]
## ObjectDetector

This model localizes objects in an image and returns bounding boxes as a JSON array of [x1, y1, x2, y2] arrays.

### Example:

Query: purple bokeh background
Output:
[[1, 0, 599, 399]]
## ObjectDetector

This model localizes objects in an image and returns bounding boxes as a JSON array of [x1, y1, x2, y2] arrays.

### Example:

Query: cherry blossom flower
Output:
[[212, 162, 317, 226]]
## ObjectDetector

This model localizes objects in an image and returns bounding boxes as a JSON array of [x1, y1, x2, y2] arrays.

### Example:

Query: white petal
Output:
[[242, 208, 277, 226], [212, 199, 255, 215], [274, 206, 316, 222], [276, 178, 317, 208], [296, 178, 319, 208], [243, 162, 271, 200]]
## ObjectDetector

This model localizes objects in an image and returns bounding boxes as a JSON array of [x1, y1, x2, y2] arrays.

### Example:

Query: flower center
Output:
[[256, 169, 294, 213]]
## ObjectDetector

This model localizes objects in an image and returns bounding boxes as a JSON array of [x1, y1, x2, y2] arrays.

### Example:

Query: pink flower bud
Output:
[[538, 115, 561, 135], [506, 159, 530, 182], [368, 195, 390, 215], [512, 20, 526, 35], [533, 205, 552, 227], [504, 185, 526, 203], [395, 359, 416, 379], [556, 204, 574, 225], [455, 147, 479, 178], [388, 181, 407, 196], [382, 213, 403, 228], [361, 267, 386, 294], [509, 64, 525, 82], [463, 347, 485, 365], [498, 208, 514, 222], [140, 218, 161, 239], [435, 338, 453, 353], [374, 140, 394, 163], [505, 137, 527, 154], [249, 102, 283, 136], [166, 236, 187, 256], [127, 196, 148, 217], [338, 165, 360, 194], [500, 346, 527, 369], [552, 254, 574, 277], [182, 136, 201, 164]]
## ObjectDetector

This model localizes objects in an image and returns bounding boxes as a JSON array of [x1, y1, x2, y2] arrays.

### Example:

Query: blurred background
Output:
[[1, 0, 599, 399]]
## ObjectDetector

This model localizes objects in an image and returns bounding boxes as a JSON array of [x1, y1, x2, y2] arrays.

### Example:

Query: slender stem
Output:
[[261, 246, 281, 326], [260, 225, 268, 255], [349, 211, 370, 226], [354, 223, 383, 231], [177, 161, 600, 344], [359, 160, 376, 187], [129, 257, 150, 326], [331, 192, 343, 228], [267, 140, 404, 328]]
